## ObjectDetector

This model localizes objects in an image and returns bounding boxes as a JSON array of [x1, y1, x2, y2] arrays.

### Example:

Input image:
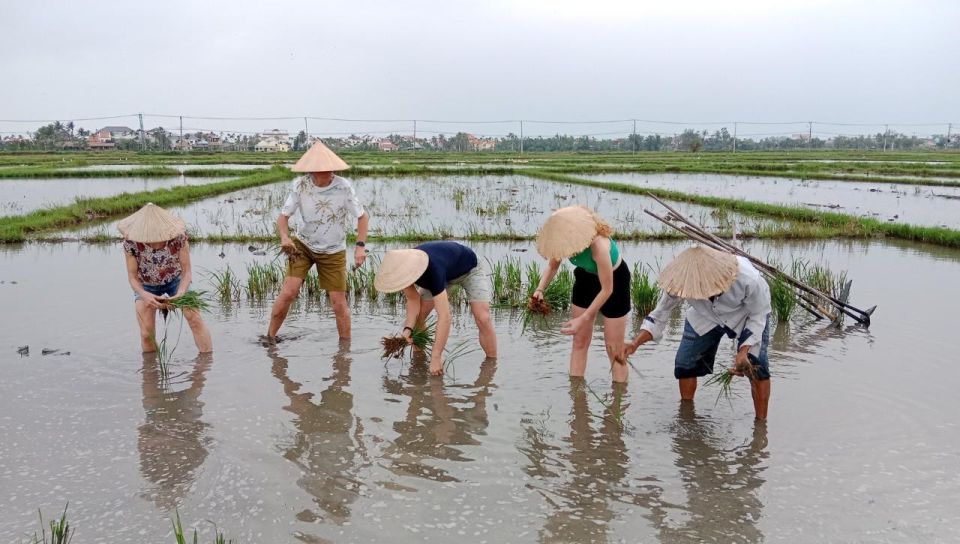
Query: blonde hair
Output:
[[578, 205, 613, 237]]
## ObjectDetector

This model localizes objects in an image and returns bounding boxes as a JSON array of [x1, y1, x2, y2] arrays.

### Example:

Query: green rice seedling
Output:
[[582, 381, 627, 429], [245, 261, 284, 301], [630, 262, 661, 316], [524, 261, 542, 298], [171, 510, 233, 544], [542, 266, 574, 311], [31, 503, 72, 544], [702, 370, 736, 406], [208, 267, 239, 304], [447, 284, 465, 308], [303, 269, 321, 298], [452, 188, 467, 210], [167, 291, 211, 312], [504, 258, 523, 305], [382, 318, 437, 359], [767, 272, 797, 322]]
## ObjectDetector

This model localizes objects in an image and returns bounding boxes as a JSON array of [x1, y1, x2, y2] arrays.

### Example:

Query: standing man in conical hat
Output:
[[626, 246, 773, 420], [267, 140, 369, 340]]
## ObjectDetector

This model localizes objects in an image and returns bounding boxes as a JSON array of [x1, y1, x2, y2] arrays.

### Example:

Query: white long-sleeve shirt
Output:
[[640, 256, 772, 354]]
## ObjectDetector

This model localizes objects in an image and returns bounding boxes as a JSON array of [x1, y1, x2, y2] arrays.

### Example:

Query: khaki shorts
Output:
[[418, 263, 492, 303], [286, 238, 347, 291]]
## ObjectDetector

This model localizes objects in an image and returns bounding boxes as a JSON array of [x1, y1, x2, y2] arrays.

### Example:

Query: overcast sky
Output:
[[2, 0, 958, 138]]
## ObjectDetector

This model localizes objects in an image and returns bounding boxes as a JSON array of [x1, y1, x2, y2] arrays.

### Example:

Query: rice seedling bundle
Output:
[[381, 320, 436, 359]]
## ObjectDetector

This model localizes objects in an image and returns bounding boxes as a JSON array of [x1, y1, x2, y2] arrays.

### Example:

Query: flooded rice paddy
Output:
[[584, 172, 960, 229], [0, 176, 231, 217], [56, 175, 786, 240], [2, 238, 959, 543]]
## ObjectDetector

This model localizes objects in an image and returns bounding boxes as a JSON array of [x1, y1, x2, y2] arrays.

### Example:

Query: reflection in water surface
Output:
[[268, 340, 366, 526], [138, 353, 213, 511]]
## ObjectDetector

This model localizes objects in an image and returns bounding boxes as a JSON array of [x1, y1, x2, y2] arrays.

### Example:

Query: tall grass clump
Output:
[[630, 263, 660, 316], [245, 261, 284, 301], [209, 267, 240, 304], [767, 272, 797, 322], [29, 504, 72, 544], [490, 258, 524, 307]]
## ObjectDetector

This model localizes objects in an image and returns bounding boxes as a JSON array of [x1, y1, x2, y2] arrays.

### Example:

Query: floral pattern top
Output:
[[280, 175, 364, 254], [123, 234, 187, 286]]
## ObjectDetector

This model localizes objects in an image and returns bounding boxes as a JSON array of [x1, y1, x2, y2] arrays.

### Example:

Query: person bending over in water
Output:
[[626, 245, 772, 420], [120, 203, 212, 354], [375, 241, 497, 376], [532, 206, 632, 383]]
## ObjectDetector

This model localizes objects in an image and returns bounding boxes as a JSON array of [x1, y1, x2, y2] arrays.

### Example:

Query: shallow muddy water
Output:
[[1, 238, 959, 543], [585, 172, 960, 229], [56, 175, 785, 240], [0, 176, 231, 217]]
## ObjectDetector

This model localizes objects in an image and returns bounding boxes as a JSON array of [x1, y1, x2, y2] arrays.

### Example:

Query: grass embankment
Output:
[[0, 167, 293, 243], [528, 170, 960, 248], [0, 166, 267, 179]]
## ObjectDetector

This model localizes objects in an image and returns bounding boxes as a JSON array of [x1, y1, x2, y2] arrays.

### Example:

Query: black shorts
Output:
[[571, 261, 631, 318]]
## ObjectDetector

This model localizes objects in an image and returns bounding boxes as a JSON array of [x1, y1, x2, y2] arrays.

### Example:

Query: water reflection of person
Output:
[[382, 356, 498, 482], [658, 401, 768, 543], [137, 353, 212, 511], [268, 340, 363, 525], [521, 379, 652, 543]]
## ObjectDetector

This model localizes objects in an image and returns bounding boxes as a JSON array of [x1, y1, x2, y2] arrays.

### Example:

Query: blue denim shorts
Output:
[[134, 277, 181, 300], [674, 315, 771, 380]]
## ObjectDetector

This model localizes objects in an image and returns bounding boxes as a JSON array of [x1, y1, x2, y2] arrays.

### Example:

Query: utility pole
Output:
[[882, 124, 889, 152], [632, 119, 637, 153], [947, 123, 952, 147], [519, 120, 524, 154], [304, 117, 309, 145], [179, 115, 184, 154], [138, 113, 145, 151], [733, 122, 738, 153], [807, 121, 812, 150]]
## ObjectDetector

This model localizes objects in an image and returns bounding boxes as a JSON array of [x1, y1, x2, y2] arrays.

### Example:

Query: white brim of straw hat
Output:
[[535, 206, 598, 260], [291, 140, 350, 172], [374, 249, 430, 293], [117, 203, 186, 243], [658, 245, 739, 299]]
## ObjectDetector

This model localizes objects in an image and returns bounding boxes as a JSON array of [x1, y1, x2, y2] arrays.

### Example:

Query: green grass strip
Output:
[[0, 167, 293, 242], [0, 166, 266, 179], [528, 170, 960, 248]]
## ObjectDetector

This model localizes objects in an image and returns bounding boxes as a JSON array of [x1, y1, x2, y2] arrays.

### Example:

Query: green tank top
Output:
[[569, 239, 620, 274]]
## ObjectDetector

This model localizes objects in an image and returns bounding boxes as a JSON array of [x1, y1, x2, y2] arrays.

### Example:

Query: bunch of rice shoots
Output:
[[32, 503, 72, 544], [167, 290, 211, 312], [381, 319, 436, 359], [521, 295, 552, 332], [703, 360, 754, 406]]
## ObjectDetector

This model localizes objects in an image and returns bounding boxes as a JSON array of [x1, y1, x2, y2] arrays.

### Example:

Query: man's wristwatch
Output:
[[355, 241, 366, 247]]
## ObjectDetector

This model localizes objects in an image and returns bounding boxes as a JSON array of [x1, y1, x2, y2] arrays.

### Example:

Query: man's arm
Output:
[[354, 211, 369, 267]]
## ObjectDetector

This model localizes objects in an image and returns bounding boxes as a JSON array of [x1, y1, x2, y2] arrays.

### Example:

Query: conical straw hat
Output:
[[536, 206, 599, 260], [374, 249, 430, 293], [291, 140, 349, 172], [117, 203, 186, 243], [658, 246, 739, 299]]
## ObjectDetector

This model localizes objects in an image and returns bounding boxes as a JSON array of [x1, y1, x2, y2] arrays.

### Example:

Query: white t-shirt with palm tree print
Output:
[[280, 175, 365, 253]]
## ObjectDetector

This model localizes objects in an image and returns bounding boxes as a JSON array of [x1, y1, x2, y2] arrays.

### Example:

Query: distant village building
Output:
[[101, 126, 137, 140], [88, 129, 117, 150], [467, 133, 496, 151], [378, 139, 398, 152], [255, 137, 290, 152]]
